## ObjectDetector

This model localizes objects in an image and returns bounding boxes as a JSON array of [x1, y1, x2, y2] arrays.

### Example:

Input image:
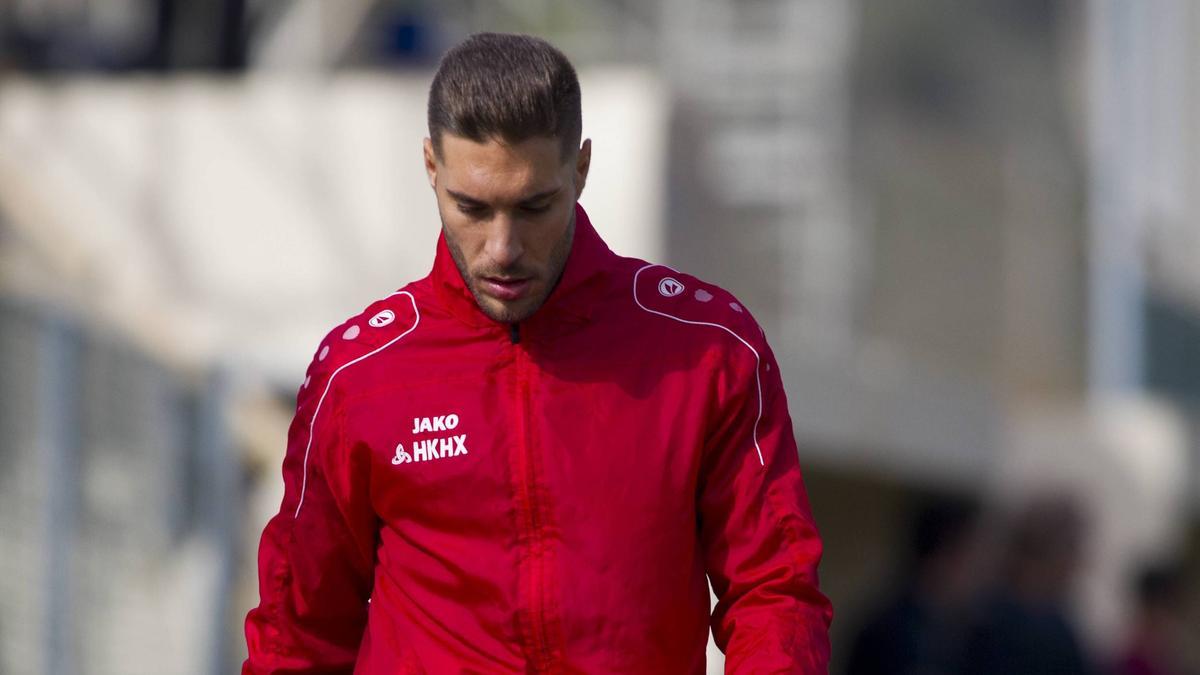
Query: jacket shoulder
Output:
[[296, 289, 421, 406], [627, 261, 767, 353]]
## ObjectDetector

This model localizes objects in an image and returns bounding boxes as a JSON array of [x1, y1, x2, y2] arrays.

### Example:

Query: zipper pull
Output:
[[509, 322, 520, 344]]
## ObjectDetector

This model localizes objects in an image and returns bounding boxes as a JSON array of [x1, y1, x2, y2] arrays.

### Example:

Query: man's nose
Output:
[[484, 214, 524, 269]]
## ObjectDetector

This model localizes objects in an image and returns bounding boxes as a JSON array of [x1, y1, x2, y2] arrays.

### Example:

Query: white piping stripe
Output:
[[632, 264, 765, 467], [294, 291, 420, 517]]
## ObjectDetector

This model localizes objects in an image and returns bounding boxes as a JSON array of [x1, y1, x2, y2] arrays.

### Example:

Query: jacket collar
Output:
[[430, 203, 615, 334]]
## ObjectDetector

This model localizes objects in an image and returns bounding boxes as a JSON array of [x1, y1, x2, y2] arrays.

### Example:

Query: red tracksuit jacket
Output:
[[244, 203, 833, 673]]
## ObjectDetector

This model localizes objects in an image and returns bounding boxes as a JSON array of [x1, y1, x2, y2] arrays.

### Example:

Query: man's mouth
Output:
[[480, 276, 533, 301]]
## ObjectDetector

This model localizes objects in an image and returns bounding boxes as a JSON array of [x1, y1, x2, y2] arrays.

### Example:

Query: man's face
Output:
[[424, 134, 591, 324]]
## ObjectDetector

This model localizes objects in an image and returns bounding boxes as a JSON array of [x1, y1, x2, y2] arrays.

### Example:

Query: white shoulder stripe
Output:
[[632, 264, 765, 467], [295, 290, 420, 517]]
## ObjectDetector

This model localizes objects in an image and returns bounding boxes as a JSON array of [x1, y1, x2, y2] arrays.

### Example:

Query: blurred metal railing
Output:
[[0, 296, 238, 675]]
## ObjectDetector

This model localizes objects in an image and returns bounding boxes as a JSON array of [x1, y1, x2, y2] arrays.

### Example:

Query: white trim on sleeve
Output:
[[295, 291, 421, 517], [632, 264, 765, 467]]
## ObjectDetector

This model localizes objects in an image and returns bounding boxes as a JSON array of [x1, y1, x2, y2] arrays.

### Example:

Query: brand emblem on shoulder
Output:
[[658, 277, 685, 297], [369, 310, 396, 328]]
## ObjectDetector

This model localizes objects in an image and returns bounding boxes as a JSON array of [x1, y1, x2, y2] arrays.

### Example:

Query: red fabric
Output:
[[243, 204, 833, 674]]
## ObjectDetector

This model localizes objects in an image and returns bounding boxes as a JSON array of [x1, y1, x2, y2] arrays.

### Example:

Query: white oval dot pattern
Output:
[[318, 345, 329, 361], [303, 375, 311, 388], [342, 325, 361, 340], [369, 310, 396, 328], [694, 289, 713, 302], [729, 302, 743, 313]]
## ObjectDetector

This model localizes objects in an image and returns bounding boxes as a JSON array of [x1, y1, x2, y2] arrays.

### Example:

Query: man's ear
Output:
[[423, 138, 438, 190], [574, 138, 592, 199]]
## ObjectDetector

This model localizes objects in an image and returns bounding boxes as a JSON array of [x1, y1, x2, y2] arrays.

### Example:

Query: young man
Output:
[[244, 32, 832, 674]]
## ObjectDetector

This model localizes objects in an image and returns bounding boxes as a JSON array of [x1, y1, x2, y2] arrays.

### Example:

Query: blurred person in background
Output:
[[242, 32, 832, 673], [844, 494, 985, 675], [963, 494, 1095, 675], [1111, 562, 1198, 675]]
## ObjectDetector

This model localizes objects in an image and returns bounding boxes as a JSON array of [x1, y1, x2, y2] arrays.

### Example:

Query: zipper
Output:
[[511, 323, 553, 671]]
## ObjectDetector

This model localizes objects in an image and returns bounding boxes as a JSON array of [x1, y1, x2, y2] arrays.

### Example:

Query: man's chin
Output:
[[476, 295, 540, 324]]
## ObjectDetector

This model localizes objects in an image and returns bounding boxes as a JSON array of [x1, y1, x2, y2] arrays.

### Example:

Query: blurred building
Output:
[[0, 1, 1198, 674]]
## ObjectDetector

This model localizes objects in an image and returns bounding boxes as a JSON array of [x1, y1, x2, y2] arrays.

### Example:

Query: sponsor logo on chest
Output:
[[391, 413, 468, 465]]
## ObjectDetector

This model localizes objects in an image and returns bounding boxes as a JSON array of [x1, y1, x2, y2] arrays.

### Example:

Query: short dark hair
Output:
[[427, 33, 582, 160]]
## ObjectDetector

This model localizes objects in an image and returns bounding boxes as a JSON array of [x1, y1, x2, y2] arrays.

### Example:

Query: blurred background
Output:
[[0, 0, 1198, 673]]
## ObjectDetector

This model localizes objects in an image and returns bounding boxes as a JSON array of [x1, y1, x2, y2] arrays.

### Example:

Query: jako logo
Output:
[[412, 414, 459, 434], [391, 436, 468, 464], [393, 413, 468, 465], [658, 277, 685, 297]]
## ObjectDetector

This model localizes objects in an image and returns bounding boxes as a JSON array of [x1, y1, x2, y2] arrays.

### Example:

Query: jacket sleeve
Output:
[[698, 325, 833, 674], [244, 340, 379, 674]]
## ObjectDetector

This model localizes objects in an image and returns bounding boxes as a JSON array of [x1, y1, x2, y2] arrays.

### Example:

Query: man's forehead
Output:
[[436, 133, 571, 168], [437, 135, 566, 201], [441, 168, 562, 203]]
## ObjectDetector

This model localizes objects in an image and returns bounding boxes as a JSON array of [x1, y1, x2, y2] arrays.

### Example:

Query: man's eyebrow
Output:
[[518, 187, 561, 204], [445, 187, 561, 205], [446, 189, 485, 205]]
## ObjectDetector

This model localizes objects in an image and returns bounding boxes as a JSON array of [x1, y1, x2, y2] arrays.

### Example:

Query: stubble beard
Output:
[[442, 209, 576, 325]]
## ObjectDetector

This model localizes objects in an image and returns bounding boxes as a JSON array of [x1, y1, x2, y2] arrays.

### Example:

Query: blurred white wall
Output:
[[0, 69, 667, 385]]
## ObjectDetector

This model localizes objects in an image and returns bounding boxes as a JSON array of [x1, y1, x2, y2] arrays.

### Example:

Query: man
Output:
[[846, 495, 983, 675], [964, 495, 1094, 675], [244, 32, 832, 674]]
